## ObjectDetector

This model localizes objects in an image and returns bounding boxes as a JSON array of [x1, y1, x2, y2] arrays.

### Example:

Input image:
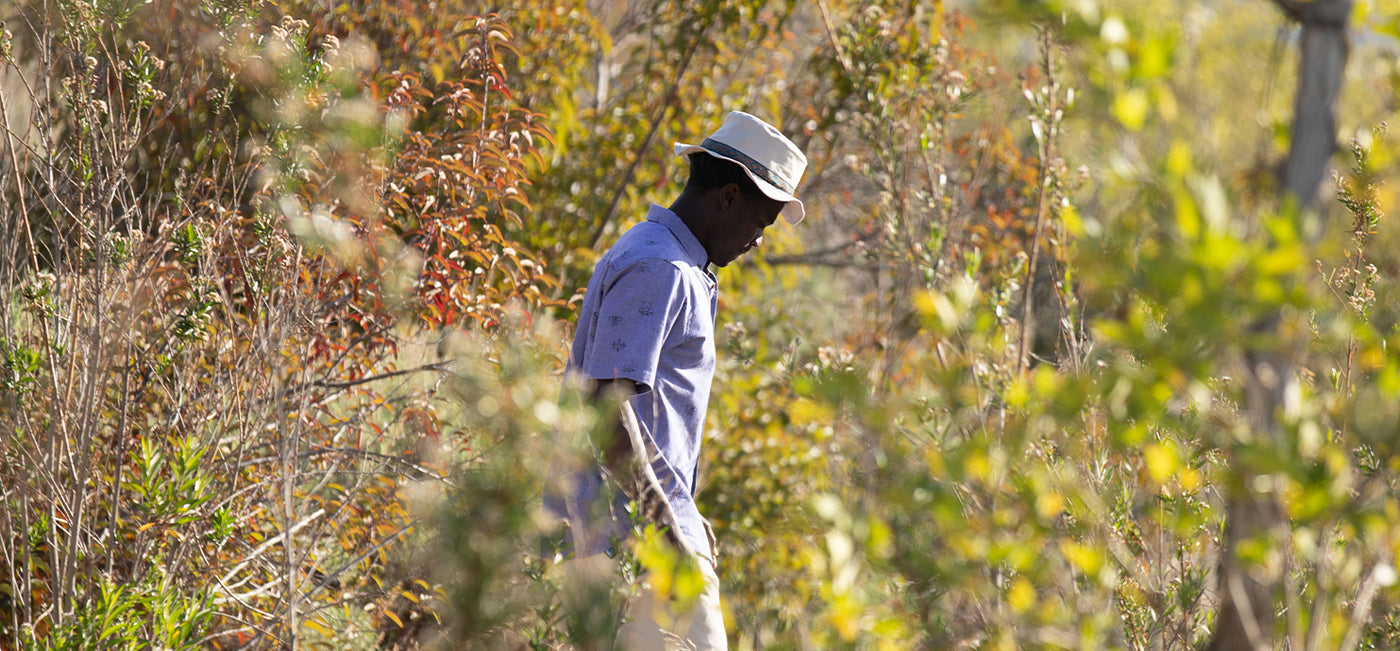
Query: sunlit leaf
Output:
[[1112, 87, 1149, 131]]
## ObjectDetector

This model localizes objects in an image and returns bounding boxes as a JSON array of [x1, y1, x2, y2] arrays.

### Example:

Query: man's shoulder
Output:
[[599, 252, 689, 290], [607, 221, 695, 270]]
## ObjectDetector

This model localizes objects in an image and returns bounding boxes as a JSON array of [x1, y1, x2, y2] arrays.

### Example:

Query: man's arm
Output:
[[574, 260, 695, 554], [588, 377, 642, 483], [586, 376, 696, 556]]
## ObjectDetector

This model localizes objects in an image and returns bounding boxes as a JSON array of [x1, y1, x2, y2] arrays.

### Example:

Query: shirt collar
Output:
[[645, 204, 710, 269]]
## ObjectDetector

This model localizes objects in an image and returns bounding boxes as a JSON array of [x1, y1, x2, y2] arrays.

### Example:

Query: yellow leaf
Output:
[[1258, 246, 1304, 276], [789, 398, 833, 427], [1178, 467, 1203, 492], [1061, 540, 1105, 578], [827, 591, 861, 641], [1112, 87, 1150, 132], [1137, 35, 1171, 79], [1062, 204, 1084, 237], [914, 290, 958, 331], [302, 618, 334, 638], [1154, 84, 1179, 123], [1352, 0, 1371, 26], [1007, 577, 1036, 613], [964, 450, 991, 483], [672, 560, 705, 604], [1036, 492, 1065, 520], [1144, 442, 1179, 485], [382, 609, 404, 628], [1004, 376, 1030, 408], [1167, 140, 1192, 178], [923, 448, 946, 475]]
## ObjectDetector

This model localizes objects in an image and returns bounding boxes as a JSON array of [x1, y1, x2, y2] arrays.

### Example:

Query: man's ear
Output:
[[717, 183, 741, 211]]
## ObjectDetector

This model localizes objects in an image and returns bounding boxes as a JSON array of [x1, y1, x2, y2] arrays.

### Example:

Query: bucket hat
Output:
[[674, 111, 808, 225]]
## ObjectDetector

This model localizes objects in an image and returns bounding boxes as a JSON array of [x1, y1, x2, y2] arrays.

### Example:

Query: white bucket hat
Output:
[[674, 111, 808, 225]]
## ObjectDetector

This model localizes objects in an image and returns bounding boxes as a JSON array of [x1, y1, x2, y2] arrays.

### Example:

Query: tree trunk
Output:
[[1205, 2, 1351, 649]]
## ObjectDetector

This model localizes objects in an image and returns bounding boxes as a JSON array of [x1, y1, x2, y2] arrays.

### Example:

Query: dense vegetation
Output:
[[1, 0, 1398, 648]]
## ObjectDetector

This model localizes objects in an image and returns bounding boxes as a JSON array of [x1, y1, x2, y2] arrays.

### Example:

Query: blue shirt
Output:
[[547, 204, 717, 557]]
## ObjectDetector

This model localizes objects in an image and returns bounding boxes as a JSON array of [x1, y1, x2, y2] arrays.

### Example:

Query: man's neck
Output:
[[669, 192, 713, 264]]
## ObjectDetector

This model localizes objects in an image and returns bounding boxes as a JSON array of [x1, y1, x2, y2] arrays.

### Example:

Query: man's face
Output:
[[711, 189, 785, 267]]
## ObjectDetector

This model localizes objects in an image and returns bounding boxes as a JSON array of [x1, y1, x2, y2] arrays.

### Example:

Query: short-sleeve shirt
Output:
[[545, 204, 717, 557]]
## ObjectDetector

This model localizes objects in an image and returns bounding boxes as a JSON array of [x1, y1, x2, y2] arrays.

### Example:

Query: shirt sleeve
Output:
[[579, 258, 687, 390]]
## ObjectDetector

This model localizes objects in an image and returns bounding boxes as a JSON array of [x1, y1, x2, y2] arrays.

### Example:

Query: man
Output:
[[546, 111, 807, 649]]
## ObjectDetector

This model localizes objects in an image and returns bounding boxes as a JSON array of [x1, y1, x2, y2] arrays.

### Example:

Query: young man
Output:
[[546, 111, 807, 649]]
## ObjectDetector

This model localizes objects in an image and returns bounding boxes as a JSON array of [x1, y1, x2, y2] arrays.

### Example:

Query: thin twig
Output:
[[301, 519, 418, 601], [1017, 28, 1060, 373], [235, 446, 452, 485], [270, 361, 449, 401], [1338, 562, 1386, 651]]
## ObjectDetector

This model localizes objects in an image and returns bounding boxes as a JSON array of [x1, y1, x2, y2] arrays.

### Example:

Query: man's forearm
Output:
[[587, 377, 694, 554], [589, 378, 641, 484]]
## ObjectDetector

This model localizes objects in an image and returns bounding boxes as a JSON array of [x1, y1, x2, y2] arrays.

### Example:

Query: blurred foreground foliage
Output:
[[0, 0, 1399, 649]]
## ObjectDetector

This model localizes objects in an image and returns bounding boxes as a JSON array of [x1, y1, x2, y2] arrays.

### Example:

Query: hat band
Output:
[[701, 138, 795, 196]]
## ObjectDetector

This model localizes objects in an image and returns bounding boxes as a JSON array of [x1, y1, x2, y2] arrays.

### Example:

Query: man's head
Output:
[[679, 153, 786, 266], [672, 111, 808, 267]]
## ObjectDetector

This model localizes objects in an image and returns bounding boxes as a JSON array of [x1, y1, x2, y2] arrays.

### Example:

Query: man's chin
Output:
[[716, 249, 753, 267]]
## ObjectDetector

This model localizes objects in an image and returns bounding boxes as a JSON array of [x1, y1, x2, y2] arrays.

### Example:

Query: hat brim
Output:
[[675, 142, 805, 225]]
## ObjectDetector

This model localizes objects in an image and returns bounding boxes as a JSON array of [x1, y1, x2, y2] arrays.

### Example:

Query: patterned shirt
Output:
[[547, 204, 717, 557]]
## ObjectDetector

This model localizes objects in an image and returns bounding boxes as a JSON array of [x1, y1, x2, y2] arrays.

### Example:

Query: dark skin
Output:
[[672, 181, 787, 267], [591, 181, 787, 485]]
